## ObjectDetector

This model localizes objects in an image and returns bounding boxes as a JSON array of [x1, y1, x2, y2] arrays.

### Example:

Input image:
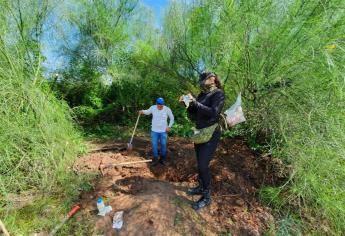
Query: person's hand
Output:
[[139, 110, 144, 115], [187, 93, 195, 101], [166, 127, 171, 132], [179, 94, 194, 102]]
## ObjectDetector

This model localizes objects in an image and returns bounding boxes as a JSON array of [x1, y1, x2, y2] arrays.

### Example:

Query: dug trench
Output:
[[73, 136, 287, 236]]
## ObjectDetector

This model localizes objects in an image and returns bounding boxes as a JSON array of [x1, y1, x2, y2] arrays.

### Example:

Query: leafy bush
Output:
[[72, 105, 99, 124], [0, 44, 81, 200]]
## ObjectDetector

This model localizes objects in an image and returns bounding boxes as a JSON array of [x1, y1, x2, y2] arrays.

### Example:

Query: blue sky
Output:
[[142, 0, 168, 26]]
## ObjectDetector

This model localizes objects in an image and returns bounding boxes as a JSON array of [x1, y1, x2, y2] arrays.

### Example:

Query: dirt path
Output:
[[73, 136, 282, 236]]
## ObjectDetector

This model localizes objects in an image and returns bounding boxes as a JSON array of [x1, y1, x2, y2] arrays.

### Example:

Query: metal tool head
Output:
[[127, 143, 133, 151]]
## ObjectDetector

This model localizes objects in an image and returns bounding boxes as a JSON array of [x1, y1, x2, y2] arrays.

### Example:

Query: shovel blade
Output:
[[127, 143, 133, 151]]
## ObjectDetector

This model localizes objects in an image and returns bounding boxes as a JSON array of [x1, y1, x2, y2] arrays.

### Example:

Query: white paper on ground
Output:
[[113, 211, 124, 229]]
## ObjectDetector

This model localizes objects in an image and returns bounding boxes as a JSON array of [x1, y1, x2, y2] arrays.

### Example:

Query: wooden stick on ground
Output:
[[89, 147, 123, 152], [0, 219, 10, 236], [101, 160, 152, 169]]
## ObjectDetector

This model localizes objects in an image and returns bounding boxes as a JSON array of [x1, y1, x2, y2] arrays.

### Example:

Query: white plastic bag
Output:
[[224, 93, 246, 127], [182, 95, 192, 108]]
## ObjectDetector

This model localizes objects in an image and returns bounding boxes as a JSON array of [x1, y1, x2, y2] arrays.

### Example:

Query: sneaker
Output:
[[187, 185, 203, 195], [150, 160, 159, 167], [187, 179, 203, 195], [159, 159, 166, 166], [191, 189, 211, 210]]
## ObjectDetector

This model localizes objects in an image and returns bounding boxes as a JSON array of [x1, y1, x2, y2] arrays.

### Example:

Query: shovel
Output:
[[0, 219, 10, 236], [49, 203, 81, 236], [127, 113, 141, 151]]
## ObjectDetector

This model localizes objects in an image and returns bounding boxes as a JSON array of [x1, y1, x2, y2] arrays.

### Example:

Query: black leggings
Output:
[[194, 129, 221, 190]]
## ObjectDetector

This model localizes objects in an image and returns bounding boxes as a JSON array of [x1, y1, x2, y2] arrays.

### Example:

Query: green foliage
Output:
[[0, 46, 81, 195], [72, 105, 99, 123], [50, 0, 194, 129], [82, 123, 131, 140], [0, 2, 89, 234], [1, 0, 343, 234], [259, 187, 285, 209], [51, 3, 345, 233]]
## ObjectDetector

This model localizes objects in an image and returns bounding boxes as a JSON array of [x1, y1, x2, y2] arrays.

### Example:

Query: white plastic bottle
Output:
[[97, 197, 105, 212]]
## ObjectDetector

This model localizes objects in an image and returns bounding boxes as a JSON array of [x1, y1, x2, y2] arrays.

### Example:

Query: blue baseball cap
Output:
[[156, 97, 165, 105]]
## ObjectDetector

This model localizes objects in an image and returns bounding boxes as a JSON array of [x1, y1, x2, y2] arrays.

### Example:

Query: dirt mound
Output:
[[73, 137, 280, 235]]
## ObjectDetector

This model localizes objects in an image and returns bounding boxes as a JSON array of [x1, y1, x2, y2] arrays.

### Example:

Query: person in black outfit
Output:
[[180, 72, 225, 210]]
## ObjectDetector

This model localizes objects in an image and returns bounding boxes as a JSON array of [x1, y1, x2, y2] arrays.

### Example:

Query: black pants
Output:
[[194, 129, 221, 190]]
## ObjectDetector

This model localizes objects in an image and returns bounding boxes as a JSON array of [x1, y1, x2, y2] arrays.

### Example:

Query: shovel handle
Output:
[[0, 219, 10, 236], [49, 204, 81, 236], [129, 114, 141, 144]]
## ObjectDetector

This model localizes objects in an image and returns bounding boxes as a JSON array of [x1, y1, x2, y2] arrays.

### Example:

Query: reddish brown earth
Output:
[[73, 136, 284, 236]]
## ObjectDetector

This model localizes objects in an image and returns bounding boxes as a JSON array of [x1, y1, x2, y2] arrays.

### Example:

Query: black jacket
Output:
[[187, 89, 225, 129]]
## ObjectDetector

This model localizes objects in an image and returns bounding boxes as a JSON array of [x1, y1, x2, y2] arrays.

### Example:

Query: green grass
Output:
[[56, 217, 94, 236], [0, 32, 94, 234], [3, 197, 62, 235], [0, 172, 95, 235], [256, 75, 345, 234]]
